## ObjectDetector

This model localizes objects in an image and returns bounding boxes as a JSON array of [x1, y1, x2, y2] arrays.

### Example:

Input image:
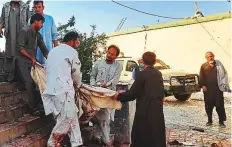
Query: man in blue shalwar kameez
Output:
[[32, 0, 58, 64]]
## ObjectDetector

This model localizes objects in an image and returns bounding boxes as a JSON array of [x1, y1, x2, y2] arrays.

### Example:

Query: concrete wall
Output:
[[107, 18, 232, 84]]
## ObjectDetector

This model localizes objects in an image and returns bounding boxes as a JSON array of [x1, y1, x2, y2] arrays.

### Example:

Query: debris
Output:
[[211, 143, 220, 147], [89, 122, 93, 126], [192, 127, 204, 132], [219, 141, 224, 147], [191, 98, 203, 101], [168, 140, 183, 145], [24, 114, 30, 117], [182, 142, 194, 146], [200, 136, 205, 147], [91, 136, 102, 144]]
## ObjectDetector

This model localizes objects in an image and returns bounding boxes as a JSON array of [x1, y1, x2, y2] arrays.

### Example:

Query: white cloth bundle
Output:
[[31, 64, 122, 124]]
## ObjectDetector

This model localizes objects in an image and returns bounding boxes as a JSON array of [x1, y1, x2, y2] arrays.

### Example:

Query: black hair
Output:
[[142, 51, 156, 66], [108, 45, 120, 56], [33, 0, 44, 6], [63, 31, 80, 42], [30, 13, 45, 24]]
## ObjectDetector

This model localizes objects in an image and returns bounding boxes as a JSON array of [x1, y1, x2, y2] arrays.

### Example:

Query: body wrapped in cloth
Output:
[[31, 64, 122, 124]]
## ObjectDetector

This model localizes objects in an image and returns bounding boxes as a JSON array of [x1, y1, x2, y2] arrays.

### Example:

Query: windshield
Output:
[[154, 61, 169, 70]]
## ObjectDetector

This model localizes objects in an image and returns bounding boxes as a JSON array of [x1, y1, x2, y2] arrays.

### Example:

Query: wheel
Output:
[[174, 93, 192, 101]]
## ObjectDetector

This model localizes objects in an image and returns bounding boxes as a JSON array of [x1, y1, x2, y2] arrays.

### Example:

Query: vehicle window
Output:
[[154, 60, 169, 70], [126, 61, 138, 72]]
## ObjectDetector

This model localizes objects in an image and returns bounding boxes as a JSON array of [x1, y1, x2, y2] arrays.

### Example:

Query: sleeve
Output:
[[118, 72, 144, 102], [26, 5, 30, 23], [37, 33, 49, 57], [71, 52, 82, 88], [0, 7, 5, 26], [90, 62, 99, 86], [17, 28, 27, 51], [106, 63, 123, 87], [51, 17, 58, 41], [28, 9, 35, 23], [199, 64, 205, 87], [27, 18, 30, 25]]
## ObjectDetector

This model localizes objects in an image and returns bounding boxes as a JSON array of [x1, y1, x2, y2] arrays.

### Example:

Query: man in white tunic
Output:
[[90, 45, 123, 146], [42, 32, 83, 147]]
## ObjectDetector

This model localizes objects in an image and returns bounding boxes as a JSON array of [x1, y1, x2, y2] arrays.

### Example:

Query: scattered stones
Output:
[[165, 92, 231, 147]]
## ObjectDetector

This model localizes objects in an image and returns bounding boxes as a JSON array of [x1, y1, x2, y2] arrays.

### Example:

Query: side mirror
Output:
[[130, 67, 135, 72]]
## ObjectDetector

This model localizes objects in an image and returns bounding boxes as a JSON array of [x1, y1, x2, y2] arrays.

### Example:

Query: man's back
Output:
[[44, 44, 77, 95], [140, 66, 164, 99]]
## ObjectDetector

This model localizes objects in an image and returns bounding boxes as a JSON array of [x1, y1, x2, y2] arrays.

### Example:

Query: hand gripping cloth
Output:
[[31, 64, 122, 124]]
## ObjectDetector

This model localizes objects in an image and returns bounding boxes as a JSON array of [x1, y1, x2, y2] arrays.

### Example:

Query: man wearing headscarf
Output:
[[199, 51, 230, 127]]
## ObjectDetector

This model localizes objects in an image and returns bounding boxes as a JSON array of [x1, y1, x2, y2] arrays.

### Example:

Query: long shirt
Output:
[[31, 14, 58, 64], [90, 59, 122, 121], [17, 26, 48, 63], [90, 59, 123, 90], [42, 44, 82, 115], [199, 62, 218, 87]]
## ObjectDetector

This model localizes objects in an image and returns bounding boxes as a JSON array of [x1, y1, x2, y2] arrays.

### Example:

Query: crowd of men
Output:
[[0, 0, 230, 147]]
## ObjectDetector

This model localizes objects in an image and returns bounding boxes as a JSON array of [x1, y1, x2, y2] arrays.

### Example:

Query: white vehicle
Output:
[[116, 57, 200, 101]]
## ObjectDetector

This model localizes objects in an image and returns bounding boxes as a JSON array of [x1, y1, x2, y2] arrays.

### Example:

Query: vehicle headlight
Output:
[[163, 76, 171, 85], [195, 76, 199, 84], [170, 78, 181, 86], [162, 76, 170, 81]]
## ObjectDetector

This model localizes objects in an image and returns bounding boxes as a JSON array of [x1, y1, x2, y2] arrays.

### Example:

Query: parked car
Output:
[[116, 57, 201, 101]]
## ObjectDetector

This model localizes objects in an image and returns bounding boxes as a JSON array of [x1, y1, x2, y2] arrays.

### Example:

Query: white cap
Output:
[[137, 57, 142, 61]]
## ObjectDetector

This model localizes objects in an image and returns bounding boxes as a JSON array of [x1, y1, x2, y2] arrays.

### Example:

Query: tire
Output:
[[174, 93, 192, 101]]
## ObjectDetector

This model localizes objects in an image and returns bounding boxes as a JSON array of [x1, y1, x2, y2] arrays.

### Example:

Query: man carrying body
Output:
[[0, 0, 30, 57], [199, 51, 230, 127], [32, 0, 58, 64], [90, 45, 123, 146], [17, 13, 48, 113], [42, 31, 83, 147]]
